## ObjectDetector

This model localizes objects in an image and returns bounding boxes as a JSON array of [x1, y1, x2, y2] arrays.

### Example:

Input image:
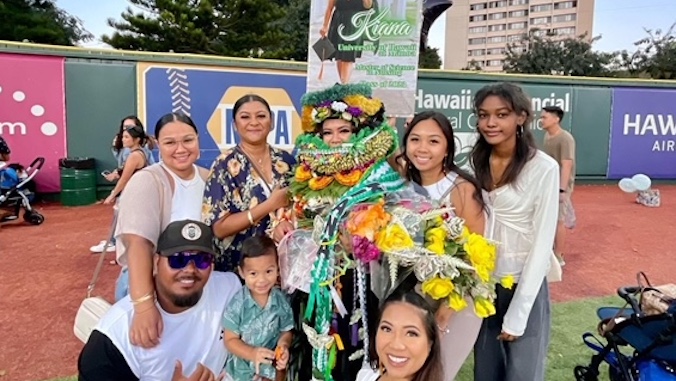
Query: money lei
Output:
[[304, 160, 404, 380]]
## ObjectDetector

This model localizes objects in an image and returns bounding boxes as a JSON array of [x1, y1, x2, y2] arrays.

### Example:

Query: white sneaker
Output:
[[90, 240, 116, 253]]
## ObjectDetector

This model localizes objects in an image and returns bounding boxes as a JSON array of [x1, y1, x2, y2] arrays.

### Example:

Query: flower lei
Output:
[[289, 125, 397, 227], [301, 93, 383, 133]]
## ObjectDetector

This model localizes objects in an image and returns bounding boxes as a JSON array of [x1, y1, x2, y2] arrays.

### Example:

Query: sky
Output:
[[56, 0, 676, 60]]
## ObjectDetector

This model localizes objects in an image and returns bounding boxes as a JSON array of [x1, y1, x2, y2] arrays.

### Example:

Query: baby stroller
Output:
[[574, 280, 676, 381], [0, 157, 45, 225]]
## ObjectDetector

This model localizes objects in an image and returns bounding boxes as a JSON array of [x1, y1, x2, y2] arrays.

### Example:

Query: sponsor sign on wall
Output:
[[137, 63, 307, 168], [608, 88, 676, 179], [0, 53, 66, 192]]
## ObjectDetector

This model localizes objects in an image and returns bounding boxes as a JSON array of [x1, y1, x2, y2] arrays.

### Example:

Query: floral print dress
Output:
[[202, 146, 295, 272]]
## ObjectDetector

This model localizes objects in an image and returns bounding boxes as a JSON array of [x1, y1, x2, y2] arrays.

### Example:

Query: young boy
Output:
[[222, 236, 294, 381]]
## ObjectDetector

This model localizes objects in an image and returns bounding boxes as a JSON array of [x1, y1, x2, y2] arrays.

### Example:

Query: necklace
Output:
[[240, 144, 269, 165], [489, 155, 508, 189]]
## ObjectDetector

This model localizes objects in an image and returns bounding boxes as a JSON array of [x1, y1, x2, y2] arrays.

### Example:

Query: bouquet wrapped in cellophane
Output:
[[343, 191, 503, 319]]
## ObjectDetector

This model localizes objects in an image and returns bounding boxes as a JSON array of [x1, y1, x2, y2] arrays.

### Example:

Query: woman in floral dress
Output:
[[203, 94, 295, 272]]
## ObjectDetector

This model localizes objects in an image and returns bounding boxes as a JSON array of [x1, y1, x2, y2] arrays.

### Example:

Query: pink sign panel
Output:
[[0, 53, 66, 192]]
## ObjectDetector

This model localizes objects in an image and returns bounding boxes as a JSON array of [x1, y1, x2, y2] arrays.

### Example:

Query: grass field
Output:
[[44, 295, 620, 381]]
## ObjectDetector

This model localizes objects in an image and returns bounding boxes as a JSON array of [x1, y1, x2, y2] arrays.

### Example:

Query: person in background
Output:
[[103, 125, 149, 205], [541, 106, 576, 267], [0, 135, 10, 169], [470, 83, 561, 381], [0, 136, 13, 225], [90, 116, 156, 254], [111, 116, 157, 171]]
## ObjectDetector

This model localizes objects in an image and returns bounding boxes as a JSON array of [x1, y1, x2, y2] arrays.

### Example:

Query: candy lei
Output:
[[305, 161, 404, 381]]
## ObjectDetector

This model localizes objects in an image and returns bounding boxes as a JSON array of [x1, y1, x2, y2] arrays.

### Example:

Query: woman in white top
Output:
[[356, 290, 444, 381], [470, 83, 561, 381], [395, 110, 487, 380], [115, 113, 210, 349]]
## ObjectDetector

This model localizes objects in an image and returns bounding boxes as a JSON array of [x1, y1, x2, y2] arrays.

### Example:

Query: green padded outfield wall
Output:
[[417, 74, 613, 176], [2, 41, 674, 183], [64, 59, 137, 188]]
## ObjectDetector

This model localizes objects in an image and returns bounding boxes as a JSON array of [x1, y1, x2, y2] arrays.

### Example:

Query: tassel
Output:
[[318, 56, 325, 81]]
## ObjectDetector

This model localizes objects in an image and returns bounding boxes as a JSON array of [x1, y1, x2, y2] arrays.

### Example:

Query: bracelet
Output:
[[135, 303, 156, 314], [247, 210, 255, 226], [131, 292, 154, 306]]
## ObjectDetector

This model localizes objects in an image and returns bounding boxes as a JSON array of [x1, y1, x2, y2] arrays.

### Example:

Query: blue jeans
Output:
[[115, 267, 129, 302]]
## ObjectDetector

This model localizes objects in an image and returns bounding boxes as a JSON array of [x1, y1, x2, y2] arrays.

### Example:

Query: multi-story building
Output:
[[443, 0, 595, 71]]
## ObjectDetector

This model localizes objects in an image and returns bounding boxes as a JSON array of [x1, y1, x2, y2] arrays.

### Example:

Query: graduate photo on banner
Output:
[[307, 0, 423, 117]]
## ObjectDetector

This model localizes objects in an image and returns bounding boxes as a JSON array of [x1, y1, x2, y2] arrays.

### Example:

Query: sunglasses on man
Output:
[[166, 252, 215, 270]]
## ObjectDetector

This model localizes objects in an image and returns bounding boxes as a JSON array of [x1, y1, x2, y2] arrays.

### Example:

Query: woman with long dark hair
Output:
[[357, 290, 444, 381], [470, 83, 561, 381], [91, 116, 156, 255], [396, 110, 488, 379]]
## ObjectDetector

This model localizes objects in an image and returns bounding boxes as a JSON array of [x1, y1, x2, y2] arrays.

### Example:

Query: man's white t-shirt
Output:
[[95, 272, 241, 380]]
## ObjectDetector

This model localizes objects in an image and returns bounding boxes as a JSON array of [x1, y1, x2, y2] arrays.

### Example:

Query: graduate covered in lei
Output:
[[276, 83, 501, 381]]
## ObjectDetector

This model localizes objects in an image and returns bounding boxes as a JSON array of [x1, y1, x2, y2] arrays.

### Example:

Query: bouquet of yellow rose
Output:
[[345, 197, 503, 319]]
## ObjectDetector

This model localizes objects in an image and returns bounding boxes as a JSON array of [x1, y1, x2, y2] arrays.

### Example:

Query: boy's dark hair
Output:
[[542, 106, 564, 122], [239, 235, 277, 267]]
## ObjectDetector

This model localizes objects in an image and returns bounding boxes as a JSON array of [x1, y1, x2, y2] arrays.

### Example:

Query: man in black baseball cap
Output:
[[79, 219, 242, 381], [155, 219, 219, 309]]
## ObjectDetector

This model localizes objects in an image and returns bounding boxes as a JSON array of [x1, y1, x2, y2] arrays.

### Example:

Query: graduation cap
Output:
[[312, 37, 336, 62]]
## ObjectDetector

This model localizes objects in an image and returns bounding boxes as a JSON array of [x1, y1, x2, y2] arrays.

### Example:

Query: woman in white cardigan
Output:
[[469, 83, 562, 381]]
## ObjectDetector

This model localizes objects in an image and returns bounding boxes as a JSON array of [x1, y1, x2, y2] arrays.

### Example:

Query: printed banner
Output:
[[137, 63, 306, 168], [307, 0, 422, 116], [608, 88, 676, 179], [0, 53, 66, 192]]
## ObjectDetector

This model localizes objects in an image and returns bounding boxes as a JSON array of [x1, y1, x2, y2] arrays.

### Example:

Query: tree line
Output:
[[2, 0, 674, 78]]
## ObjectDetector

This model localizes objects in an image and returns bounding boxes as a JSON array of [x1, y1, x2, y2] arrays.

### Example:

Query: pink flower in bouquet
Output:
[[398, 200, 434, 213], [352, 235, 381, 263]]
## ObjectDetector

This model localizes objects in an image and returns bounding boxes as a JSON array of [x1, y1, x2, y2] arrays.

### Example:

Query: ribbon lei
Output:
[[304, 161, 405, 380]]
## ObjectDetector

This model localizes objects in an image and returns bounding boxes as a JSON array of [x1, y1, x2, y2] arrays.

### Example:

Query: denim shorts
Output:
[[115, 267, 129, 302]]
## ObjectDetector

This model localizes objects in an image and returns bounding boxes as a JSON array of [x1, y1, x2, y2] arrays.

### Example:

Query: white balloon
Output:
[[631, 174, 652, 191], [618, 178, 637, 193]]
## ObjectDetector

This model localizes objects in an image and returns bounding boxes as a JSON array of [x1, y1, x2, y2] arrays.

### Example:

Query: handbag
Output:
[[74, 236, 113, 343], [73, 169, 168, 343], [637, 271, 676, 316]]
